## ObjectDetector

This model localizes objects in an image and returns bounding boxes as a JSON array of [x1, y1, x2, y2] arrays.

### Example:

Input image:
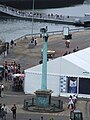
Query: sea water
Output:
[[0, 1, 90, 42]]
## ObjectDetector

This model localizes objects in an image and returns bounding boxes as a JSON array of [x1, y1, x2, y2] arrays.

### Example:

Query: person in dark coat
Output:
[[11, 104, 17, 119], [0, 103, 2, 117], [1, 107, 7, 120], [63, 51, 68, 56], [0, 86, 2, 97], [10, 40, 14, 48]]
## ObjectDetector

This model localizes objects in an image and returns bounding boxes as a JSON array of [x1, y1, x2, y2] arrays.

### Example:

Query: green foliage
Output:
[[50, 117, 54, 120]]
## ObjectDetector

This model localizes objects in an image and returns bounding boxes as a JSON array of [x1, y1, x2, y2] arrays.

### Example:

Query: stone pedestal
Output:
[[35, 89, 52, 108]]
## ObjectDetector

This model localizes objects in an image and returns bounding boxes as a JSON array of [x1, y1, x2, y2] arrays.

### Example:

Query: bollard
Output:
[[58, 100, 61, 108], [40, 116, 43, 120], [53, 104, 55, 112], [32, 98, 34, 106], [60, 101, 63, 110], [58, 100, 63, 110], [25, 101, 28, 110], [24, 99, 26, 108], [50, 118, 54, 120]]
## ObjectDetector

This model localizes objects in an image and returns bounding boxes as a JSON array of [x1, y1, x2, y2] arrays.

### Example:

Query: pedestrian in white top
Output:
[[1, 104, 7, 113], [73, 95, 77, 109], [34, 38, 38, 46], [1, 84, 4, 97], [1, 104, 7, 120], [68, 95, 74, 109]]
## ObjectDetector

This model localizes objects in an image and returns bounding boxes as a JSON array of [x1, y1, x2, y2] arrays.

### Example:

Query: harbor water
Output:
[[0, 0, 90, 42]]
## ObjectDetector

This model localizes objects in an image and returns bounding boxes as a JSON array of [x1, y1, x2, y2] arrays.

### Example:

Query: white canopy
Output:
[[24, 47, 90, 96], [25, 47, 90, 78]]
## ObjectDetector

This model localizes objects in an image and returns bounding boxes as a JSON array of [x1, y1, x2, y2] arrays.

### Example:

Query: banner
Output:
[[67, 77, 77, 93]]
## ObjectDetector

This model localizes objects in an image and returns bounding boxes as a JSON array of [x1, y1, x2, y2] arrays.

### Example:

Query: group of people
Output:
[[0, 104, 17, 120], [63, 46, 79, 56], [0, 60, 24, 93], [10, 40, 15, 48], [68, 95, 77, 110], [13, 75, 23, 91], [3, 61, 24, 91], [4, 61, 21, 82], [30, 37, 38, 46]]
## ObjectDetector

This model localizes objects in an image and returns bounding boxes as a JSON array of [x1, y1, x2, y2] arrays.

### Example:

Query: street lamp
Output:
[[31, 0, 34, 37]]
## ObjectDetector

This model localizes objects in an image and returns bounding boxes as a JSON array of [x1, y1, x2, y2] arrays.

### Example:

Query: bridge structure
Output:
[[0, 4, 84, 26]]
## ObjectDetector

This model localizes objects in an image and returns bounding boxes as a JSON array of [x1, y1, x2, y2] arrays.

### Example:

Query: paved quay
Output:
[[1, 29, 90, 70], [0, 87, 90, 120], [0, 29, 90, 119]]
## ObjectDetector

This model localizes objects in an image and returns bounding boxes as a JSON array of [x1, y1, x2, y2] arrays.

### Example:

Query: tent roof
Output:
[[25, 47, 90, 78]]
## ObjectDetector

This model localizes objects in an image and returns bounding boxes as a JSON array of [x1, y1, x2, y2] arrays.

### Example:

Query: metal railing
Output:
[[14, 27, 90, 42]]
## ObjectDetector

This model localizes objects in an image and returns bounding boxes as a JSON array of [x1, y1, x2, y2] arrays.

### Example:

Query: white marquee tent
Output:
[[24, 47, 90, 98]]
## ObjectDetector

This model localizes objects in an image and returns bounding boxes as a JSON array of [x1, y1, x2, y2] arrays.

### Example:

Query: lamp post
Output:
[[31, 0, 34, 37]]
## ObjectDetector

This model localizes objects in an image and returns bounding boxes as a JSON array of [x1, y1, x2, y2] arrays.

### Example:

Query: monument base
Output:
[[24, 91, 64, 113], [34, 89, 53, 108]]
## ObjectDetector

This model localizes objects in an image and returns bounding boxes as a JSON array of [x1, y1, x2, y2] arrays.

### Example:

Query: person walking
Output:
[[1, 104, 7, 113], [65, 40, 70, 48], [1, 108, 7, 120], [10, 40, 14, 48], [72, 95, 77, 109], [1, 84, 4, 97], [11, 104, 17, 119], [34, 37, 38, 46], [0, 103, 2, 117], [1, 104, 7, 120], [0, 85, 2, 97], [68, 95, 74, 109]]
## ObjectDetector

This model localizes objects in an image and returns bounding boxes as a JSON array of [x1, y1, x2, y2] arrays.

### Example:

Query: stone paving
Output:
[[0, 30, 90, 119], [0, 80, 90, 120]]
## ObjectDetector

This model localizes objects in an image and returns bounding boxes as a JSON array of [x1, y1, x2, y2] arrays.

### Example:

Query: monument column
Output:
[[41, 28, 48, 90], [35, 28, 52, 108]]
